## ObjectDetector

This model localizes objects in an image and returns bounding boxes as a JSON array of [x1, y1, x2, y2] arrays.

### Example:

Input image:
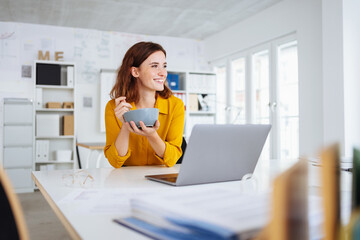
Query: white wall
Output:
[[204, 0, 323, 157], [343, 0, 360, 156], [0, 22, 209, 164], [322, 0, 345, 154], [322, 0, 360, 157]]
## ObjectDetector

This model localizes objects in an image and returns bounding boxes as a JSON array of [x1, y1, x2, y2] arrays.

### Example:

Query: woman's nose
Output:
[[158, 68, 166, 76]]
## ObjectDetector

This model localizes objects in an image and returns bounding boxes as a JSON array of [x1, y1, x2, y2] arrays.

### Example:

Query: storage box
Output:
[[36, 114, 60, 137], [56, 150, 72, 161], [62, 102, 74, 109], [46, 102, 62, 108], [63, 115, 74, 135]]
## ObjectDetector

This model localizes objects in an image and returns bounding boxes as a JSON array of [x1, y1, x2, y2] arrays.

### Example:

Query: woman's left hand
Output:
[[126, 120, 160, 137]]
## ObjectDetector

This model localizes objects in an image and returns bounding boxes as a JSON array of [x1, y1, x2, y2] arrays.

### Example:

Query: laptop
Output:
[[145, 124, 271, 186]]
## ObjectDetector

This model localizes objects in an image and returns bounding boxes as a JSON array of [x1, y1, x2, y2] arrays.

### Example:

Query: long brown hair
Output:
[[110, 41, 172, 103]]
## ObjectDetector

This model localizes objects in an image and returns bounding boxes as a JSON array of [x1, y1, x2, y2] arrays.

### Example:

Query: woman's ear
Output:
[[131, 67, 139, 78]]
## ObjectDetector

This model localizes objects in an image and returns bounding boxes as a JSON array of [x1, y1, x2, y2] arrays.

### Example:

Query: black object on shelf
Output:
[[36, 63, 61, 85]]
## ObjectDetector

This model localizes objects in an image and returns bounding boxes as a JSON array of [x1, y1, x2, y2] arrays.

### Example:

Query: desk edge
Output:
[[31, 172, 82, 240]]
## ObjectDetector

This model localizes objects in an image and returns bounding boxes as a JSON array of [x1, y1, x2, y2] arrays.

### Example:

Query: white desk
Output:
[[31, 159, 352, 240]]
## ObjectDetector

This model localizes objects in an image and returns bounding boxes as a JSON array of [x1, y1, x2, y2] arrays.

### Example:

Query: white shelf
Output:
[[34, 61, 77, 174], [168, 70, 217, 138], [189, 111, 216, 115], [189, 71, 216, 75], [35, 161, 74, 164], [36, 108, 74, 112], [188, 91, 216, 95], [36, 136, 75, 139], [172, 90, 186, 94], [36, 85, 74, 89]]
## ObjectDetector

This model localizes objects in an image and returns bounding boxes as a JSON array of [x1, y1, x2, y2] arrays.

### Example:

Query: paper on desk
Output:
[[58, 188, 170, 216], [129, 188, 271, 236]]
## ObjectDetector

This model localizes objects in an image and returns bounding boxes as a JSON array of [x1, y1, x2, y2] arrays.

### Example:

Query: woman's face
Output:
[[134, 51, 167, 93]]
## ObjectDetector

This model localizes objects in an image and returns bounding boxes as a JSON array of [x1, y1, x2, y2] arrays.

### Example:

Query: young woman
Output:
[[104, 42, 185, 168]]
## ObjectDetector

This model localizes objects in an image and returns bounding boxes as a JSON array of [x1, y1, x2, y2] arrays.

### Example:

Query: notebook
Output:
[[145, 124, 271, 186]]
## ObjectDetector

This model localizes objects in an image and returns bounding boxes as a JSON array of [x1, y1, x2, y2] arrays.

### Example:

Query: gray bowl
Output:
[[123, 108, 159, 128]]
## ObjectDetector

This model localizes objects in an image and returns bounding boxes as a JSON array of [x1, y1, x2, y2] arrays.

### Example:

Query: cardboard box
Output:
[[46, 102, 61, 108], [62, 102, 74, 109], [63, 115, 74, 135]]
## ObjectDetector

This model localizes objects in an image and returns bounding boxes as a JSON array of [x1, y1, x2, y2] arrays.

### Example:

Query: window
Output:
[[215, 66, 227, 124], [230, 58, 246, 124], [252, 50, 270, 160], [212, 35, 299, 160], [277, 41, 299, 159]]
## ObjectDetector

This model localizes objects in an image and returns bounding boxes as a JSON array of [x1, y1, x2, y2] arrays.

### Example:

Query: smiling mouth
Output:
[[154, 79, 164, 83]]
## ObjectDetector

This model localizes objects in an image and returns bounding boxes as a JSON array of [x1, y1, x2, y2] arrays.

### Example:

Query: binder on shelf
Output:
[[60, 66, 67, 86], [173, 93, 186, 107], [36, 140, 49, 162], [35, 88, 43, 109], [67, 66, 74, 87], [167, 73, 179, 90]]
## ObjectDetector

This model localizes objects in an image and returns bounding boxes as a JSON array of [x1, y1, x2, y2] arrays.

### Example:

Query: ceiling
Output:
[[0, 0, 282, 40]]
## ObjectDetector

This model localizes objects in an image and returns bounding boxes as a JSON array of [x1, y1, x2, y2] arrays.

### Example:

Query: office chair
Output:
[[176, 137, 187, 164], [0, 166, 29, 240]]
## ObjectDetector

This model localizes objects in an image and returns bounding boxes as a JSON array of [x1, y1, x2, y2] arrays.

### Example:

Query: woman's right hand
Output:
[[114, 96, 132, 124]]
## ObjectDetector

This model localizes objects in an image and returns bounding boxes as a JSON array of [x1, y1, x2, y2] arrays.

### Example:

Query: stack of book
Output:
[[115, 188, 270, 240]]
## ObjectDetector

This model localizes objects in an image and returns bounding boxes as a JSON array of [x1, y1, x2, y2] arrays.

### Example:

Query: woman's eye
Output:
[[164, 65, 167, 69], [151, 65, 158, 68]]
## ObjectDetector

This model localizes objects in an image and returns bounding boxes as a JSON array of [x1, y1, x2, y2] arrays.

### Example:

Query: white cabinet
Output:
[[33, 60, 77, 171], [168, 70, 217, 139], [2, 98, 34, 193]]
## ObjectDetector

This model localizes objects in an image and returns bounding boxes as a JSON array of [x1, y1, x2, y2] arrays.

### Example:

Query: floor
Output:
[[18, 191, 71, 240]]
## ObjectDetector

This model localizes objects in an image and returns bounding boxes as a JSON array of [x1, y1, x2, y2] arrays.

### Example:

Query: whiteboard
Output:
[[100, 69, 117, 132]]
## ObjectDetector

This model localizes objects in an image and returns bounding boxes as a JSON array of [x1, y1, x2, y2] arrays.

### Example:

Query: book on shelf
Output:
[[114, 188, 270, 240]]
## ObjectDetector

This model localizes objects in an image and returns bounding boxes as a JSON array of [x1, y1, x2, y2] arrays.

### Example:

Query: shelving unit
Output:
[[2, 98, 34, 193], [33, 60, 77, 172], [168, 70, 217, 139]]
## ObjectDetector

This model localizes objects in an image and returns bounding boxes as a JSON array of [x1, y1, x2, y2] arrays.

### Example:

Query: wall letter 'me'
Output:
[[38, 50, 50, 60]]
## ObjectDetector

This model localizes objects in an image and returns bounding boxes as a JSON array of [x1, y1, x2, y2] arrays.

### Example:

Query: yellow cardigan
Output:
[[104, 95, 185, 168]]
